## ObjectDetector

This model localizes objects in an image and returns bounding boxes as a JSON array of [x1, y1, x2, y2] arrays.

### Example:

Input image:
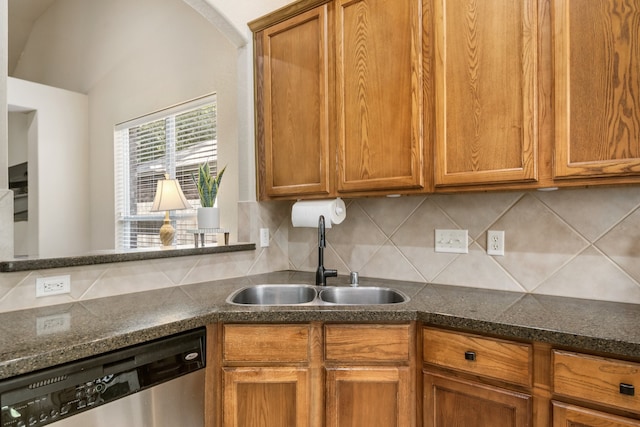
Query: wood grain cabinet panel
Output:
[[324, 323, 410, 362], [326, 367, 413, 427], [257, 5, 332, 198], [424, 373, 532, 427], [423, 327, 533, 387], [553, 350, 640, 414], [335, 0, 426, 193], [223, 367, 311, 427], [325, 323, 416, 427], [553, 0, 640, 179], [223, 324, 310, 363], [433, 0, 538, 186], [553, 401, 640, 427]]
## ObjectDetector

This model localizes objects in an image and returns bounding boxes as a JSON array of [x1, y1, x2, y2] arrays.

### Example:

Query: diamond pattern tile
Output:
[[433, 244, 525, 292], [359, 242, 424, 282], [358, 196, 425, 235], [328, 202, 388, 273], [5, 187, 640, 314], [535, 246, 640, 303], [391, 199, 462, 281], [431, 192, 522, 239], [489, 194, 589, 291], [595, 207, 640, 283], [536, 187, 640, 242]]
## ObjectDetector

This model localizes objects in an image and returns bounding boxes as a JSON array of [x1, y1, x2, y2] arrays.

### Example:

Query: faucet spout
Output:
[[316, 215, 337, 286]]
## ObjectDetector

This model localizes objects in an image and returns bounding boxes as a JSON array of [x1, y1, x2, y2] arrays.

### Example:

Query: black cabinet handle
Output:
[[620, 383, 635, 396], [464, 351, 476, 361]]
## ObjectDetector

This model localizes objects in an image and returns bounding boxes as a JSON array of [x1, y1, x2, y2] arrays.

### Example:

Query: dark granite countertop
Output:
[[0, 270, 639, 380]]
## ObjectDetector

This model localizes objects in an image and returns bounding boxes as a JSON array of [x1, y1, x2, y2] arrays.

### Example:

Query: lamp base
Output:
[[159, 212, 175, 247]]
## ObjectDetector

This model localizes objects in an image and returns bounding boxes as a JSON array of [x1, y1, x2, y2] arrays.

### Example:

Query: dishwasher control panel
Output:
[[1, 371, 137, 427], [0, 328, 205, 427]]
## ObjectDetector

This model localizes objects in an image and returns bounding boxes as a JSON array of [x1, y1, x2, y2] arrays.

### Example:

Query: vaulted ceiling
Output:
[[7, 0, 56, 74]]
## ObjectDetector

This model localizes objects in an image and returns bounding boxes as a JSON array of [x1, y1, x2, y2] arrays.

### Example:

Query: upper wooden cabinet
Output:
[[553, 0, 640, 179], [255, 5, 333, 198], [335, 0, 425, 193], [433, 0, 538, 187], [251, 0, 429, 200], [251, 0, 640, 199]]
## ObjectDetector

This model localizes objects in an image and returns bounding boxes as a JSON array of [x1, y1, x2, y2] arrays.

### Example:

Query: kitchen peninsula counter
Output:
[[0, 270, 638, 380]]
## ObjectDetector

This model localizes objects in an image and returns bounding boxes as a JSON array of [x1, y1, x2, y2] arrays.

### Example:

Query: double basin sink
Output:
[[227, 284, 409, 306]]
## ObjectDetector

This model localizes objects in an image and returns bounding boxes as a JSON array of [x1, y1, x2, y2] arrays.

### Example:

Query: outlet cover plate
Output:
[[36, 275, 71, 297], [487, 230, 505, 256], [435, 229, 468, 254]]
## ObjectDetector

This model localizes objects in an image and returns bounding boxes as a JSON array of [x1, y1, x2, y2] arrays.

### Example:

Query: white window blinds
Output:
[[114, 94, 218, 249]]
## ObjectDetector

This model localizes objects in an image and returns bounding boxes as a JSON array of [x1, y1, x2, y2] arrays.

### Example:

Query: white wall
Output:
[[7, 112, 27, 166], [12, 0, 239, 251], [8, 77, 89, 258], [0, 0, 11, 260]]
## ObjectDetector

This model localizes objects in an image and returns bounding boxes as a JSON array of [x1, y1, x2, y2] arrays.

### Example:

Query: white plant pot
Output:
[[197, 207, 220, 229]]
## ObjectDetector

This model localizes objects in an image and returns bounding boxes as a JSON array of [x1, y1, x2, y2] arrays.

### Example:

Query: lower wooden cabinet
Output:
[[423, 327, 533, 427], [208, 322, 640, 427], [553, 401, 640, 427], [424, 373, 532, 427], [213, 322, 415, 427], [223, 367, 310, 427], [326, 366, 413, 427]]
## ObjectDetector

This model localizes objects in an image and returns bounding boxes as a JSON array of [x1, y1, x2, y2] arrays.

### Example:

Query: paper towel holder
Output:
[[291, 198, 347, 228]]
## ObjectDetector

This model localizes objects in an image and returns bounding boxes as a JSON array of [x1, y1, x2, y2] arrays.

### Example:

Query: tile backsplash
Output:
[[286, 187, 640, 305], [1, 186, 640, 313]]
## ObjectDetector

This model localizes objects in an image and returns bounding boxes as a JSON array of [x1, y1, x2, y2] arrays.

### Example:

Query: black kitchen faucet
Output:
[[315, 215, 338, 286]]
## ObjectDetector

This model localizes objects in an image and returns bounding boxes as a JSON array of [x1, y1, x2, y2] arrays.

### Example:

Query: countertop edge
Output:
[[0, 243, 255, 272]]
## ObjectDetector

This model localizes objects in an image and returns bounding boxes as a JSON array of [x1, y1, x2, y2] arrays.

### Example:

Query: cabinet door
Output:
[[258, 6, 332, 198], [554, 0, 640, 178], [335, 0, 425, 193], [223, 367, 310, 427], [424, 372, 532, 427], [326, 367, 413, 427], [433, 0, 538, 186], [553, 401, 640, 427]]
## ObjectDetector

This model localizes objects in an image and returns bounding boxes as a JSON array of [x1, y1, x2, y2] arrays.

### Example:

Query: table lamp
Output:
[[151, 174, 191, 247]]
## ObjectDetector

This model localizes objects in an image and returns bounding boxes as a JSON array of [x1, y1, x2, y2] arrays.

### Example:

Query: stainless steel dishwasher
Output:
[[0, 328, 206, 427]]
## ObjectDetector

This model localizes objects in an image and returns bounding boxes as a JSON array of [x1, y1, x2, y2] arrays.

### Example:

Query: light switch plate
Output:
[[435, 229, 468, 254]]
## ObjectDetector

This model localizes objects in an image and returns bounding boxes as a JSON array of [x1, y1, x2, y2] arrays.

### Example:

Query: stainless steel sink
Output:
[[318, 287, 409, 305], [227, 284, 317, 305]]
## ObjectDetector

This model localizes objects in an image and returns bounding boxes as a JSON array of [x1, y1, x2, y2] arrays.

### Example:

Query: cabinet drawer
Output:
[[223, 324, 310, 363], [552, 401, 640, 427], [423, 327, 532, 387], [553, 350, 640, 413], [325, 324, 410, 362]]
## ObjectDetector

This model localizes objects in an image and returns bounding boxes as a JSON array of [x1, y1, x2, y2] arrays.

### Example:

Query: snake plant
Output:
[[192, 163, 226, 208]]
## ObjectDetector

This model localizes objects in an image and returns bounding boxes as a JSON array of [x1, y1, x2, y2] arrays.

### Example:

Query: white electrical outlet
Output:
[[259, 228, 270, 247], [36, 275, 71, 297], [487, 230, 505, 256], [435, 229, 468, 253]]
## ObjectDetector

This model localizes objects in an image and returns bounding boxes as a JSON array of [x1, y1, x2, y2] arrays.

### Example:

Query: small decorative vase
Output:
[[197, 207, 220, 229]]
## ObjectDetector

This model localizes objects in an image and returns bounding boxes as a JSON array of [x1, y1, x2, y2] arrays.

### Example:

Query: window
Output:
[[115, 94, 218, 249]]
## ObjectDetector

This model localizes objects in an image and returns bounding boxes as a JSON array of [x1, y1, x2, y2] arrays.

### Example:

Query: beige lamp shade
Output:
[[151, 177, 191, 247], [151, 178, 191, 212]]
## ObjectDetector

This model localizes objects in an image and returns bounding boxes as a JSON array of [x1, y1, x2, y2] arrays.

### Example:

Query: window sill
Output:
[[0, 243, 256, 272]]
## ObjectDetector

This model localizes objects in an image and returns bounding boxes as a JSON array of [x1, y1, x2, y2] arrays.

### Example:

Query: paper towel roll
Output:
[[291, 198, 346, 228]]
